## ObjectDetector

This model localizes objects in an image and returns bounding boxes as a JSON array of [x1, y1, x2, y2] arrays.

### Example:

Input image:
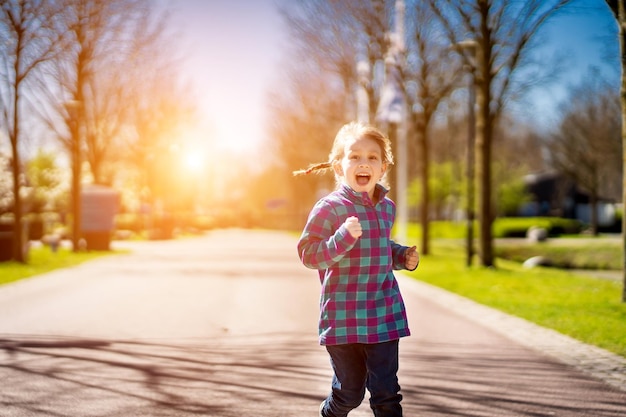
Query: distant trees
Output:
[[272, 1, 378, 222], [605, 0, 626, 303], [24, 150, 67, 216], [402, 1, 458, 255], [546, 74, 621, 235], [274, 0, 579, 266], [427, 0, 577, 267], [0, 0, 193, 260], [0, 0, 65, 261]]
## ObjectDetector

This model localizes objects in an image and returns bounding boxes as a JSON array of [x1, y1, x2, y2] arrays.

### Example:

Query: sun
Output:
[[183, 151, 205, 172]]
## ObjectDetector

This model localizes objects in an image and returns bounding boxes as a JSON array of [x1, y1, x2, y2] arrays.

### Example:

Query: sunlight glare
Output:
[[184, 151, 205, 172]]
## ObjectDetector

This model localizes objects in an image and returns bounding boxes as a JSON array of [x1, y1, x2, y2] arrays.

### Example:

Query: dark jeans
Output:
[[320, 340, 402, 417]]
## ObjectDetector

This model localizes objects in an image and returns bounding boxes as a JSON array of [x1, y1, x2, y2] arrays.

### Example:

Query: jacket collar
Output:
[[338, 183, 388, 206]]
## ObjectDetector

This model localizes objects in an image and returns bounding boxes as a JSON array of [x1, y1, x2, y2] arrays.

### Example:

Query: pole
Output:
[[376, 0, 407, 243], [357, 59, 370, 124], [394, 0, 407, 243], [453, 40, 479, 268], [466, 69, 476, 267], [618, 1, 626, 302]]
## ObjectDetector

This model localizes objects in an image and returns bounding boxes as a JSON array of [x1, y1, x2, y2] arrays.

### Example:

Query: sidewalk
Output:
[[398, 276, 626, 392]]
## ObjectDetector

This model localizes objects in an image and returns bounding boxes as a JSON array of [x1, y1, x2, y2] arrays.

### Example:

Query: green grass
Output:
[[496, 241, 622, 270], [404, 239, 626, 358], [0, 246, 118, 286], [406, 217, 583, 239]]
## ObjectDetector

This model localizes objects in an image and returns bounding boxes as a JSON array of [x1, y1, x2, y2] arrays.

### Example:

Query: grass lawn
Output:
[[405, 239, 626, 358], [0, 245, 119, 286], [496, 239, 622, 270]]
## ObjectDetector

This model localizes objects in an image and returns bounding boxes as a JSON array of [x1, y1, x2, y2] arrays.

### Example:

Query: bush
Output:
[[115, 213, 144, 232], [494, 217, 582, 238]]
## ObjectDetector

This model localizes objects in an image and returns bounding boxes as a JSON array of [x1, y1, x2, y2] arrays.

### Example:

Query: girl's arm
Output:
[[390, 241, 419, 271], [297, 201, 358, 270]]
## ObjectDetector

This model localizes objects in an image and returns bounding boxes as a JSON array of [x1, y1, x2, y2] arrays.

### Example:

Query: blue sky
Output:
[[168, 0, 620, 154], [528, 0, 619, 129]]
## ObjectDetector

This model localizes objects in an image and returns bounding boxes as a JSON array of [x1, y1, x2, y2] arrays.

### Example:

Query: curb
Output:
[[399, 275, 626, 392]]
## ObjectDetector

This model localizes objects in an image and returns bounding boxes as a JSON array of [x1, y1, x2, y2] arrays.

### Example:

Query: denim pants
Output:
[[320, 340, 403, 417]]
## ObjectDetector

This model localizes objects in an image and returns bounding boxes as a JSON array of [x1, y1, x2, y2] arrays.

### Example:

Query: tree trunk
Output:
[[10, 63, 25, 263], [475, 36, 494, 267], [619, 0, 626, 302], [419, 122, 430, 255], [10, 117, 25, 263]]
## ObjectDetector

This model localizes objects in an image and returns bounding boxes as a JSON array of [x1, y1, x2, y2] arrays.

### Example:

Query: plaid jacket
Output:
[[297, 183, 411, 345]]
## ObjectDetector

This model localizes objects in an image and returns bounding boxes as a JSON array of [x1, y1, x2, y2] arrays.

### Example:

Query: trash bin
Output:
[[0, 221, 29, 261], [0, 222, 12, 261], [81, 185, 120, 251]]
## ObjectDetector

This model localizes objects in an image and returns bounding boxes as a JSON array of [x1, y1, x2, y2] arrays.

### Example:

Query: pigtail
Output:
[[292, 162, 333, 176]]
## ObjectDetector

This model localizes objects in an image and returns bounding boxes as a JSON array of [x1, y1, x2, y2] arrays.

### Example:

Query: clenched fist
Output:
[[405, 246, 419, 270], [344, 216, 362, 239]]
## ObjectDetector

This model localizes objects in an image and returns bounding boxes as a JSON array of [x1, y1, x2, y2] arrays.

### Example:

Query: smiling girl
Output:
[[294, 121, 418, 417]]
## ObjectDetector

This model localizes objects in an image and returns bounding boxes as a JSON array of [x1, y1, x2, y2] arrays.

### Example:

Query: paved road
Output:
[[0, 229, 625, 416]]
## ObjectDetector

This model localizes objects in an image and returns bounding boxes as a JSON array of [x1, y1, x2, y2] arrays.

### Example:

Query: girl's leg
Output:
[[322, 344, 368, 417], [365, 340, 403, 417]]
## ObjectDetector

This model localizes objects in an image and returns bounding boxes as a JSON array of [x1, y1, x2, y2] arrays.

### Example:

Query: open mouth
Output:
[[356, 173, 371, 186]]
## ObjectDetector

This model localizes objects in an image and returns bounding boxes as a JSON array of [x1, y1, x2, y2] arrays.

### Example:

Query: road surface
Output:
[[0, 229, 624, 416]]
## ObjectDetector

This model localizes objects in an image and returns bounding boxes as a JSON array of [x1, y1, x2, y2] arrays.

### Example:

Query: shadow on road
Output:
[[2, 333, 625, 416], [400, 339, 626, 416], [0, 333, 328, 417]]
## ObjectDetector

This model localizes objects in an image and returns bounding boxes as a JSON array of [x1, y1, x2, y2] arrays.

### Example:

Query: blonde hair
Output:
[[293, 122, 394, 179]]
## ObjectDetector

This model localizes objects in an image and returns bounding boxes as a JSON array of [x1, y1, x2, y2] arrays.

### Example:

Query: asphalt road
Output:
[[0, 229, 624, 416]]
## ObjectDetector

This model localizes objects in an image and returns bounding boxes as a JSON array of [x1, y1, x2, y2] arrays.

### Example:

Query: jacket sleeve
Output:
[[390, 240, 410, 270], [297, 199, 358, 270]]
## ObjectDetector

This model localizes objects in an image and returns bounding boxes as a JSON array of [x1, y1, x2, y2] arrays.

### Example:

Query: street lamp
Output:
[[376, 0, 407, 243], [452, 40, 478, 267], [357, 58, 370, 123]]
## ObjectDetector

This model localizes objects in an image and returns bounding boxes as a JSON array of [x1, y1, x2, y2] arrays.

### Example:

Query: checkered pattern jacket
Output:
[[297, 183, 411, 346]]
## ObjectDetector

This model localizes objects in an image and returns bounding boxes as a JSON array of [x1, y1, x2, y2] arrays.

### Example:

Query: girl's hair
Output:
[[293, 121, 394, 178]]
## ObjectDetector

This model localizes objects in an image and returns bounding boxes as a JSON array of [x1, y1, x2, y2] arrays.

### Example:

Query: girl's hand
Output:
[[405, 246, 419, 270], [344, 216, 362, 239]]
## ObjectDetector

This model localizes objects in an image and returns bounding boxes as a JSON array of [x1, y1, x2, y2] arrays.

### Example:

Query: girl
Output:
[[295, 121, 419, 417]]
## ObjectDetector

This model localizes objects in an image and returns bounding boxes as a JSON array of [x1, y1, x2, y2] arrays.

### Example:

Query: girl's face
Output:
[[334, 136, 387, 199]]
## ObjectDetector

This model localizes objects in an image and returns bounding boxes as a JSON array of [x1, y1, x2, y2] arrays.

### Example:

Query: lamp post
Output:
[[376, 0, 407, 243], [452, 40, 478, 267], [357, 59, 370, 124]]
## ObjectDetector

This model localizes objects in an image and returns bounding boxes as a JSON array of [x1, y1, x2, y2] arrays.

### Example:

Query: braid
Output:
[[292, 162, 332, 176]]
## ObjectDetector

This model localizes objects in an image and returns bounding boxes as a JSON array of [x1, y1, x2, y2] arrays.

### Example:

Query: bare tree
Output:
[[267, 59, 348, 222], [546, 74, 621, 235], [428, 0, 576, 267], [401, 1, 459, 255], [274, 0, 392, 218], [606, 0, 626, 303], [81, 3, 176, 187], [0, 0, 64, 262], [124, 68, 197, 218], [31, 0, 180, 250], [279, 0, 391, 121]]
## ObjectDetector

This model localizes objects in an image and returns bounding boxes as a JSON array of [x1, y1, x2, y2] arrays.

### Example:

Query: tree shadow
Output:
[[399, 339, 626, 416], [0, 332, 329, 417], [1, 334, 625, 416]]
